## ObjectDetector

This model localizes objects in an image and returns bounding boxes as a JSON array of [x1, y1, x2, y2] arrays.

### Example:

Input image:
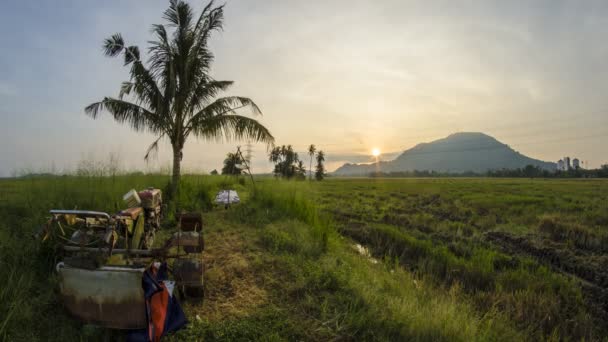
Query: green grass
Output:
[[171, 184, 521, 341], [299, 178, 608, 340], [1, 176, 607, 341]]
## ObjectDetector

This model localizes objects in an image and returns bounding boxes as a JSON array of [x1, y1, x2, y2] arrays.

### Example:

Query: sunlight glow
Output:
[[372, 148, 381, 157]]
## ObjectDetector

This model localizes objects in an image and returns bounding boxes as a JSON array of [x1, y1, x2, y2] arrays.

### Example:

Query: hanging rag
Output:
[[127, 262, 187, 342]]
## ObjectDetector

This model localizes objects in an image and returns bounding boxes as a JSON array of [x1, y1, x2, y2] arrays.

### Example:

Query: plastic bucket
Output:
[[122, 189, 141, 208]]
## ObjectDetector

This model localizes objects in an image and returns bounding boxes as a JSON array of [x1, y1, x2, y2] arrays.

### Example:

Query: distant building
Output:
[[564, 157, 571, 171], [556, 157, 582, 172]]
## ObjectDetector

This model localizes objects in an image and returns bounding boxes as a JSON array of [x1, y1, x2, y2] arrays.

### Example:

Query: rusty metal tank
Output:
[[56, 263, 147, 329]]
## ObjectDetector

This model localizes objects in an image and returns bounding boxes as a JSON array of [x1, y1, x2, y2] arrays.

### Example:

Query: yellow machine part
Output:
[[124, 218, 134, 234], [131, 213, 145, 249]]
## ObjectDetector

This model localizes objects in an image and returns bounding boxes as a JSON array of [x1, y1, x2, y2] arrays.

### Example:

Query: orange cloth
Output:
[[148, 283, 169, 342]]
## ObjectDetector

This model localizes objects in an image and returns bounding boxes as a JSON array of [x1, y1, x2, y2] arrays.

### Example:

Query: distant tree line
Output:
[[216, 144, 327, 180], [363, 164, 608, 178], [268, 144, 326, 180]]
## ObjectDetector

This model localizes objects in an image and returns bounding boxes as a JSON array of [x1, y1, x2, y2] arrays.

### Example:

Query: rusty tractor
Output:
[[40, 188, 204, 330]]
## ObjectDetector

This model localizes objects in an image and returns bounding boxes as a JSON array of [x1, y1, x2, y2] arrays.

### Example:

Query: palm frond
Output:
[[163, 0, 192, 28], [308, 144, 316, 155], [188, 96, 261, 124], [144, 134, 165, 162], [148, 24, 177, 104], [187, 3, 224, 82], [124, 45, 140, 65], [100, 30, 165, 113], [194, 1, 215, 31], [189, 114, 274, 145], [103, 33, 125, 57], [85, 97, 164, 134], [186, 79, 233, 112], [148, 24, 172, 75], [164, 0, 194, 59], [194, 2, 224, 42], [175, 0, 194, 31], [119, 82, 134, 99], [316, 151, 325, 162], [128, 61, 165, 111]]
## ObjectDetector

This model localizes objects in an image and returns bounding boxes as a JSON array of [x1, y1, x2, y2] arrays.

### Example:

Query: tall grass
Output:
[[250, 178, 605, 340], [249, 181, 335, 252], [0, 230, 33, 340], [229, 180, 523, 341], [341, 221, 594, 339]]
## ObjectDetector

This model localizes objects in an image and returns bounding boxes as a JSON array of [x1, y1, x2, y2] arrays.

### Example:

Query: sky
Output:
[[1, 0, 608, 176]]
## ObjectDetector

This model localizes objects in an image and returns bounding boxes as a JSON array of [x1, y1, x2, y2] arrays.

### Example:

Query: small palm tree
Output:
[[85, 0, 274, 195], [221, 152, 243, 175], [308, 144, 316, 180], [315, 150, 326, 181], [296, 160, 306, 180]]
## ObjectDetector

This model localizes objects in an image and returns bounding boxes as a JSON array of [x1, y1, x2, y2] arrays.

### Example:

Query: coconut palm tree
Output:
[[85, 0, 274, 195], [221, 152, 243, 175], [296, 160, 306, 180], [308, 144, 316, 180], [269, 144, 303, 178], [315, 150, 326, 181]]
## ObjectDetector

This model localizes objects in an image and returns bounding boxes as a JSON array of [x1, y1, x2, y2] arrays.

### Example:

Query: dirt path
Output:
[[181, 222, 267, 322]]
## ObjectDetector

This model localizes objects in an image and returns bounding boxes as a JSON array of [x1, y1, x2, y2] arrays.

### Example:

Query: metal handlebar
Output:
[[50, 210, 111, 220]]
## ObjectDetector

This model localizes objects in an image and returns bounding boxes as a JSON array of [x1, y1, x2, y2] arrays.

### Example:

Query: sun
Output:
[[372, 148, 381, 157]]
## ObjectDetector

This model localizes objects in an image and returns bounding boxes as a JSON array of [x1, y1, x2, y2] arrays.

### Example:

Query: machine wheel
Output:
[[173, 258, 205, 301]]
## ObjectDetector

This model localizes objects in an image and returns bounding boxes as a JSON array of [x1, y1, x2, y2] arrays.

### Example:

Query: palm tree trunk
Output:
[[172, 145, 182, 197], [309, 157, 312, 181]]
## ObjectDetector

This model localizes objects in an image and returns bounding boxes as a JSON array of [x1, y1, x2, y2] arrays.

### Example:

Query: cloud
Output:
[[0, 82, 16, 97], [1, 0, 608, 174]]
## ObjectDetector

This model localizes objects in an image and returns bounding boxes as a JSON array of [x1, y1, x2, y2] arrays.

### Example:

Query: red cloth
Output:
[[148, 281, 169, 341]]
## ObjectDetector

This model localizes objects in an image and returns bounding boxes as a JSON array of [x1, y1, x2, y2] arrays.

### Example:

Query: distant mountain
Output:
[[334, 132, 556, 175]]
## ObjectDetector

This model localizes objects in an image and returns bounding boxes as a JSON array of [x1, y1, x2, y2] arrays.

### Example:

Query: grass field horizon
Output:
[[1, 174, 607, 341]]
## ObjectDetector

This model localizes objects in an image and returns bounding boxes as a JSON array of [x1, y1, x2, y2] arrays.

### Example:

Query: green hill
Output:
[[334, 132, 556, 175]]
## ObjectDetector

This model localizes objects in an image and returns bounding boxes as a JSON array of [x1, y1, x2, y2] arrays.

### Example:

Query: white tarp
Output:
[[215, 190, 240, 204]]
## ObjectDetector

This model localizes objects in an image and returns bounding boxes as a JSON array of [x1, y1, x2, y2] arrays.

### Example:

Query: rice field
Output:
[[307, 178, 608, 340], [1, 175, 607, 341]]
